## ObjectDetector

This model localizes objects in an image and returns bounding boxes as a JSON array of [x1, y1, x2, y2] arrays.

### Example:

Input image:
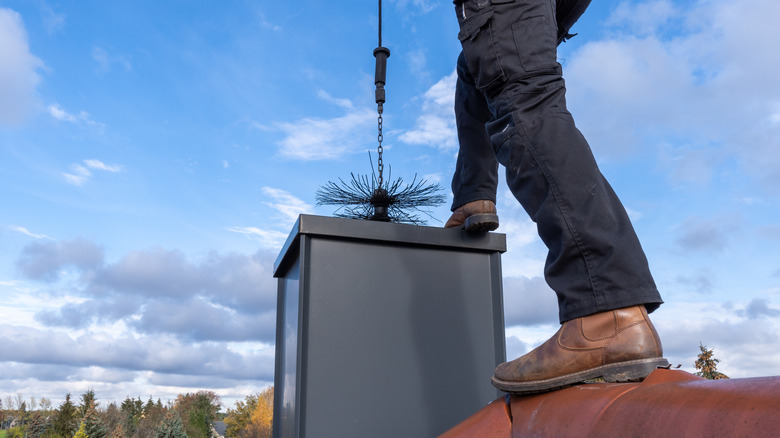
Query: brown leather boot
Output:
[[445, 200, 499, 231], [492, 305, 668, 393]]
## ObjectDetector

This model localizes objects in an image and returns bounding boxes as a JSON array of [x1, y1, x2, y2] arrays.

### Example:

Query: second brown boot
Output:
[[492, 305, 668, 394], [445, 200, 499, 232]]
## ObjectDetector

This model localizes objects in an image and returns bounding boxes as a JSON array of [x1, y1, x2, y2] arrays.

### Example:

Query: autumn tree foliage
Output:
[[78, 391, 98, 419], [1, 388, 276, 438], [100, 403, 123, 438], [73, 422, 88, 438], [223, 395, 258, 438], [173, 391, 221, 438], [223, 387, 273, 438], [136, 399, 167, 438], [695, 343, 730, 380], [107, 424, 125, 438]]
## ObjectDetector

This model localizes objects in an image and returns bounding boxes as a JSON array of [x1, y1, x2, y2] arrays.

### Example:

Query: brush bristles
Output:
[[316, 173, 446, 225]]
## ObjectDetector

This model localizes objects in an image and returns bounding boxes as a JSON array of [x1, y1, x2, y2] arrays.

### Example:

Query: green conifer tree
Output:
[[54, 394, 79, 438], [119, 398, 142, 437], [156, 411, 188, 438], [25, 411, 52, 438], [78, 391, 98, 419], [694, 343, 730, 380], [83, 405, 107, 438]]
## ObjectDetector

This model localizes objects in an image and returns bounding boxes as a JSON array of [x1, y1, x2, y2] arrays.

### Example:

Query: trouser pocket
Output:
[[456, 1, 507, 91], [512, 7, 557, 73], [456, 0, 559, 92]]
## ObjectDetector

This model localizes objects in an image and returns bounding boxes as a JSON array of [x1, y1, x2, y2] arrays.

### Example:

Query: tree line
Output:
[[0, 387, 273, 438], [1, 344, 724, 438]]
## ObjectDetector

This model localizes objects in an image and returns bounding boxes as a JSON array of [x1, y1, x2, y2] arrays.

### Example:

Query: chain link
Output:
[[377, 111, 384, 187]]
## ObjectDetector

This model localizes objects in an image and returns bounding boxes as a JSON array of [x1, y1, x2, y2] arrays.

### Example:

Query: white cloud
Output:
[[257, 13, 282, 32], [39, 2, 65, 35], [652, 300, 780, 378], [261, 187, 313, 223], [275, 110, 376, 160], [16, 237, 104, 281], [84, 159, 121, 172], [226, 226, 289, 250], [10, 226, 50, 239], [0, 8, 44, 126], [275, 92, 375, 160], [92, 46, 131, 74], [605, 0, 678, 35], [399, 70, 458, 150], [421, 173, 441, 184], [48, 103, 77, 122], [63, 164, 92, 186], [392, 0, 437, 14], [496, 207, 547, 279], [63, 159, 122, 186], [505, 335, 529, 362], [316, 89, 354, 110], [228, 187, 325, 250], [14, 238, 279, 340], [502, 275, 558, 326], [565, 0, 780, 192], [673, 215, 739, 253], [407, 48, 429, 81], [0, 326, 275, 381], [48, 103, 103, 128]]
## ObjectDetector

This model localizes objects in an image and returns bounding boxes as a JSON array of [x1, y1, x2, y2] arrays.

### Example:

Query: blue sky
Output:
[[2, 0, 779, 408]]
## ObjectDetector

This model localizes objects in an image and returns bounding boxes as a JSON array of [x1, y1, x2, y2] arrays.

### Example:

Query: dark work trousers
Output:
[[451, 0, 663, 322]]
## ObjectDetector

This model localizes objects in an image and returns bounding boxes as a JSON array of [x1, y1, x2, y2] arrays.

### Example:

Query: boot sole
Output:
[[463, 214, 499, 232], [491, 357, 670, 394]]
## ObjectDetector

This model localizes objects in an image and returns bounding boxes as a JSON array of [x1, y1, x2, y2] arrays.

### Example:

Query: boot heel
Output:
[[602, 358, 670, 383]]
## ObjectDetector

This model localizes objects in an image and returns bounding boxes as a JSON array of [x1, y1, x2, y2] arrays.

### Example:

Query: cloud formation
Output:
[[92, 46, 132, 74], [10, 226, 51, 240], [654, 301, 780, 377], [63, 159, 121, 186], [226, 227, 289, 250], [3, 237, 281, 399], [399, 70, 458, 150], [674, 215, 737, 253], [16, 237, 104, 282], [274, 94, 375, 160], [737, 298, 780, 320], [0, 8, 44, 126], [38, 2, 65, 34], [16, 240, 279, 342], [227, 187, 311, 249], [565, 0, 780, 193], [502, 275, 559, 326], [0, 325, 274, 381], [260, 187, 313, 223], [48, 103, 103, 128]]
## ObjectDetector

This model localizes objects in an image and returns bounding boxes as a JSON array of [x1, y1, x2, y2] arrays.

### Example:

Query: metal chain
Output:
[[377, 111, 384, 187], [376, 0, 384, 188]]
